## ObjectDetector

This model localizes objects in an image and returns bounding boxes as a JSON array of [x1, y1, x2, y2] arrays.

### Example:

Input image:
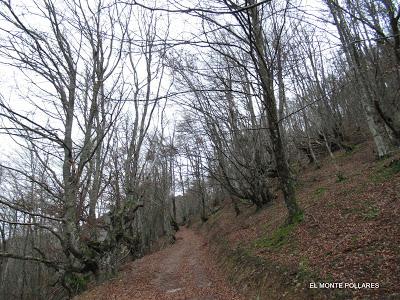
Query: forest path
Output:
[[76, 227, 243, 300]]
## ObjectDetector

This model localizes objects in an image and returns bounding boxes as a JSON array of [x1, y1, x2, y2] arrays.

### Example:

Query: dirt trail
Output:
[[75, 227, 243, 300]]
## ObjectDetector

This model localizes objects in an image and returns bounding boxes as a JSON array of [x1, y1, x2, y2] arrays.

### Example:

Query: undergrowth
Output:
[[254, 212, 303, 250], [296, 258, 318, 282], [362, 206, 380, 220], [314, 187, 327, 198], [371, 159, 400, 183]]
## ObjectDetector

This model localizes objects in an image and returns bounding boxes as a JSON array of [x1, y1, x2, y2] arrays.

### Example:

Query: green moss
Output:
[[314, 187, 327, 197], [206, 207, 224, 228], [292, 211, 304, 223], [294, 180, 304, 189], [336, 172, 347, 182], [65, 273, 90, 294], [362, 206, 380, 220], [350, 235, 358, 243], [371, 159, 400, 183], [254, 226, 292, 249], [296, 259, 318, 281], [388, 159, 400, 173], [254, 214, 303, 250], [336, 144, 359, 159]]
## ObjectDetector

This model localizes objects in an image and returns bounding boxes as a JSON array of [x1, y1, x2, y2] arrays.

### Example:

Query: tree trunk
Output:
[[248, 1, 302, 223], [325, 0, 395, 157]]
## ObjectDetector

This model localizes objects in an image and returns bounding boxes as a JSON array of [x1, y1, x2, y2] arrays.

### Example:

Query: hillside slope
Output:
[[200, 141, 400, 299]]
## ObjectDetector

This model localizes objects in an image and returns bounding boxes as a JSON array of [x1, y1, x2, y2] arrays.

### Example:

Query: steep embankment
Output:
[[200, 141, 400, 299], [75, 227, 243, 300]]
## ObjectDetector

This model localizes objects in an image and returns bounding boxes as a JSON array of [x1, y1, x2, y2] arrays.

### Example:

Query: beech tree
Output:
[[324, 0, 400, 157], [0, 0, 173, 296], [0, 0, 399, 297]]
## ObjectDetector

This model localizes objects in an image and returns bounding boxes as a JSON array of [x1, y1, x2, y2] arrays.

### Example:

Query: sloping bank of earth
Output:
[[196, 142, 400, 299]]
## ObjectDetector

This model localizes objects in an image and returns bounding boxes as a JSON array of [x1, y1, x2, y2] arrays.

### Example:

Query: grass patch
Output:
[[350, 235, 358, 243], [254, 213, 303, 250], [346, 143, 358, 152], [296, 258, 318, 281], [371, 159, 400, 183], [362, 206, 380, 220], [314, 187, 327, 197], [294, 179, 304, 189], [341, 206, 362, 217], [206, 207, 224, 228], [65, 273, 90, 294], [336, 172, 347, 182], [336, 144, 359, 158]]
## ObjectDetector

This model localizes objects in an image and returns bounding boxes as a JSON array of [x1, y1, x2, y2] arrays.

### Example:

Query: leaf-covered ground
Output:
[[76, 142, 399, 299], [74, 228, 243, 300], [202, 141, 400, 299]]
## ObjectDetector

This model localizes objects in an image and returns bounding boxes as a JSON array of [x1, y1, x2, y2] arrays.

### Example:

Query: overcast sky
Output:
[[0, 0, 338, 160]]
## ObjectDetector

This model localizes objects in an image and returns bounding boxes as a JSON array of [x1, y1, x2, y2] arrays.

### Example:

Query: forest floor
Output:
[[200, 141, 400, 299], [76, 141, 399, 299], [75, 227, 243, 300]]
